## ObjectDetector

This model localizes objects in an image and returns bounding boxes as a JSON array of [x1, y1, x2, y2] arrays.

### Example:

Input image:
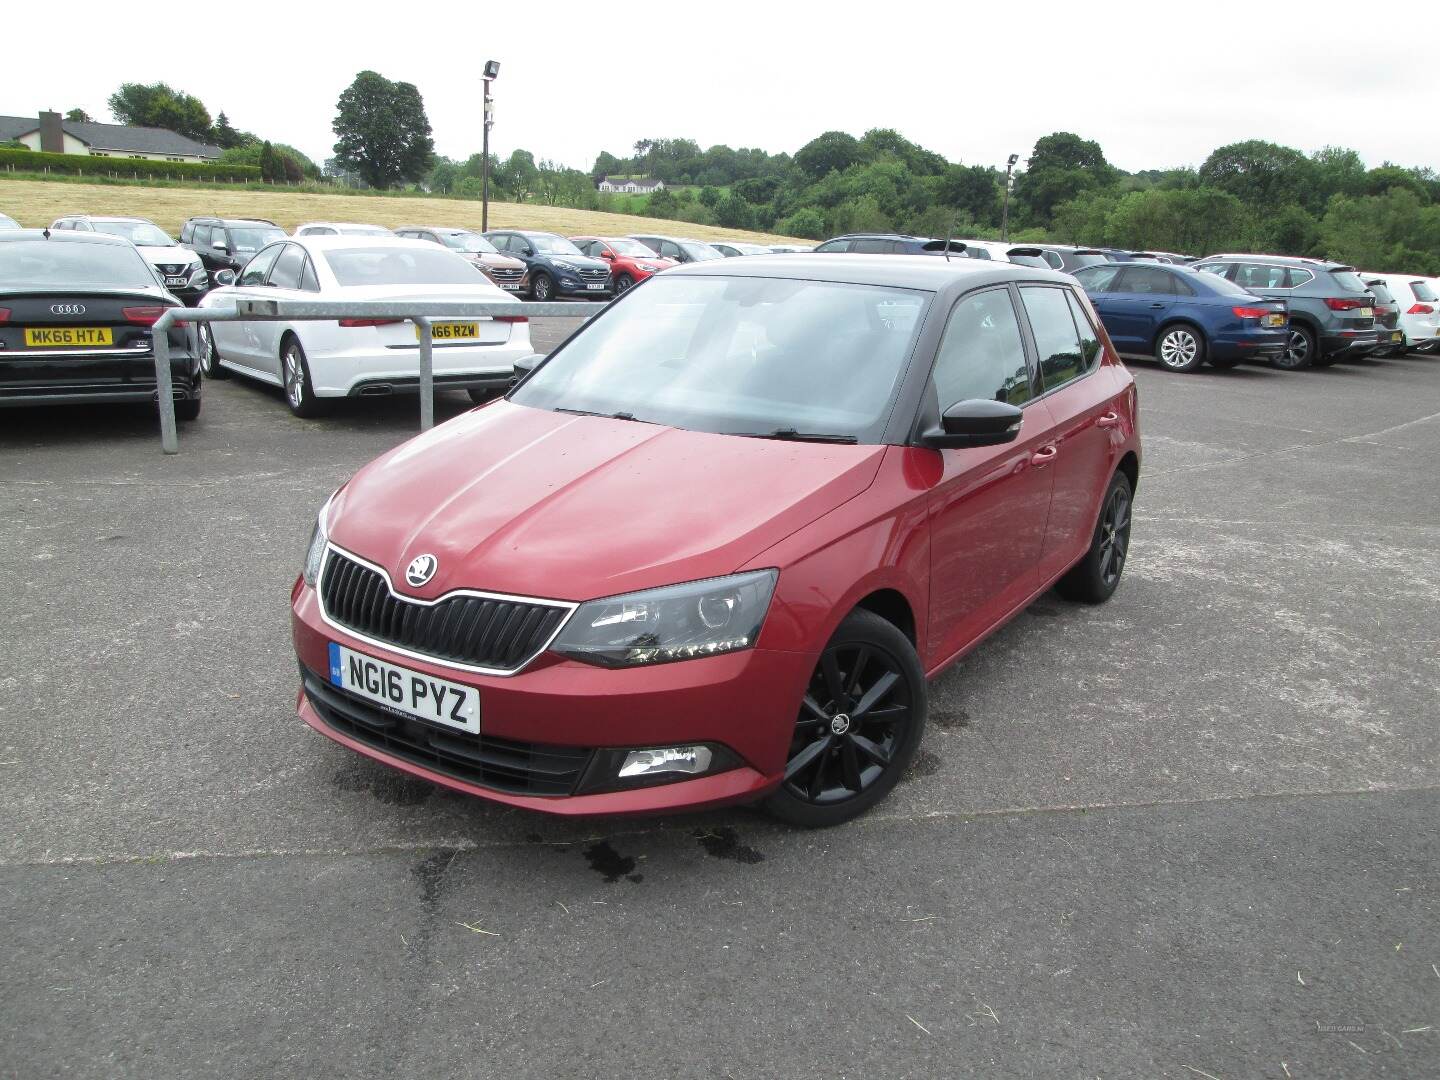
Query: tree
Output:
[[645, 188, 679, 219], [210, 111, 250, 150], [934, 165, 1001, 227], [1199, 140, 1316, 213], [495, 149, 540, 201], [331, 71, 434, 189], [795, 131, 868, 180], [591, 150, 623, 184], [1310, 147, 1366, 203], [107, 83, 212, 140], [776, 207, 826, 239], [715, 193, 754, 229], [697, 186, 723, 209], [1014, 132, 1117, 228], [258, 141, 283, 183], [65, 108, 93, 123]]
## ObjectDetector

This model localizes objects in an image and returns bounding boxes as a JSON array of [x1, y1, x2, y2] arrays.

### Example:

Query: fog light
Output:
[[618, 745, 713, 779]]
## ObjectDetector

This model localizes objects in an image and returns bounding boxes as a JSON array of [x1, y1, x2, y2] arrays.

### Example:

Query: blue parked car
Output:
[[1073, 262, 1289, 372]]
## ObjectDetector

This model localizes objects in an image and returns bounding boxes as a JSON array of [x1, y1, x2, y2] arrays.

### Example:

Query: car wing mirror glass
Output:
[[921, 398, 1023, 449], [213, 269, 236, 286]]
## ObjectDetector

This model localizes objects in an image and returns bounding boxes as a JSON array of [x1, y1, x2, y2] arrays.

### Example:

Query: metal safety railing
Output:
[[151, 299, 604, 454]]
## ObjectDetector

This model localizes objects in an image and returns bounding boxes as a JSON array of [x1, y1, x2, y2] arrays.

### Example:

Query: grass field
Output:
[[0, 178, 807, 246]]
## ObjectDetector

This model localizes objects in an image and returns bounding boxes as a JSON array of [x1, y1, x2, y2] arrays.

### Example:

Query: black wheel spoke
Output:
[[865, 703, 908, 721], [839, 737, 863, 793], [844, 646, 870, 700], [821, 651, 848, 710], [800, 694, 829, 724], [851, 733, 891, 768], [852, 670, 899, 719], [784, 734, 832, 781]]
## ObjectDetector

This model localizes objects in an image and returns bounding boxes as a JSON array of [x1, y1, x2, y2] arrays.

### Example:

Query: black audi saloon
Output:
[[0, 229, 202, 418]]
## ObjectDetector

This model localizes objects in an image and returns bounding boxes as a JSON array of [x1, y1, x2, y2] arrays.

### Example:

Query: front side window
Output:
[[1021, 286, 1087, 391], [511, 275, 931, 443], [815, 240, 852, 253], [1074, 265, 1122, 292], [238, 244, 283, 286], [931, 288, 1034, 410], [191, 224, 211, 247], [659, 241, 684, 260]]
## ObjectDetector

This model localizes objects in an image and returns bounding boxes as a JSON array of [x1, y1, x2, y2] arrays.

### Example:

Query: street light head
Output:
[[483, 60, 501, 80], [1007, 153, 1019, 167]]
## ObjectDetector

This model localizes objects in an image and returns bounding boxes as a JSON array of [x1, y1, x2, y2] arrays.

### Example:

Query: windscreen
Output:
[[680, 242, 724, 261], [531, 235, 584, 255], [511, 274, 930, 443], [90, 221, 175, 247], [441, 232, 499, 254], [0, 240, 156, 288], [322, 246, 485, 286], [607, 239, 659, 257]]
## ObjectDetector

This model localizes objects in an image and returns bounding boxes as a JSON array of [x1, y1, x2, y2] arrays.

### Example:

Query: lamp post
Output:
[[1001, 153, 1018, 242], [481, 60, 500, 231]]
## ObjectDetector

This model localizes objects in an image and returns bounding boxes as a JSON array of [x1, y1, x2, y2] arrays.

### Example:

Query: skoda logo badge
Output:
[[405, 554, 438, 588]]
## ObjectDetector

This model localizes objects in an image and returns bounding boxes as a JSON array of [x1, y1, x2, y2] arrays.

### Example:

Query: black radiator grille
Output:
[[319, 549, 569, 672]]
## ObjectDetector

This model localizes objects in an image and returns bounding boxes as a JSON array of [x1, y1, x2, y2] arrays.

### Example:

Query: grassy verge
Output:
[[0, 175, 807, 246]]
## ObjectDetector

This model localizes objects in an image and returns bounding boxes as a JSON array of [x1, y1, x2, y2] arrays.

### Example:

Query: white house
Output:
[[597, 176, 666, 194], [0, 111, 221, 163]]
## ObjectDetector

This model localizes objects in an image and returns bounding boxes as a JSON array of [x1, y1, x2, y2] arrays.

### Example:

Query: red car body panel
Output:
[[293, 278, 1141, 816], [569, 235, 676, 285]]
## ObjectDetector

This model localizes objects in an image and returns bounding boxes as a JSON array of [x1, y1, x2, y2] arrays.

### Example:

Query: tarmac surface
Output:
[[3, 322, 1438, 1079]]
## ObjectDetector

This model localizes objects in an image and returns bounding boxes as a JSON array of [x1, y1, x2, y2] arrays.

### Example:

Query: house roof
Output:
[[0, 115, 221, 158], [600, 176, 663, 189]]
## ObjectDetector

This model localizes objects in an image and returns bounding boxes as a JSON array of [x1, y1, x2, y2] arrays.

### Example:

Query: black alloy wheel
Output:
[[1057, 470, 1133, 603], [764, 609, 926, 828], [1276, 324, 1315, 369]]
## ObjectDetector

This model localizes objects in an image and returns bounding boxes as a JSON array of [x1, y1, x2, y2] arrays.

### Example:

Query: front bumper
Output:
[[553, 278, 613, 299], [291, 581, 807, 815]]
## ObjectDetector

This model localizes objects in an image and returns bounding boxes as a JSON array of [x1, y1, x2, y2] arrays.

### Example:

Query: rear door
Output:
[[1018, 285, 1122, 576], [1102, 265, 1178, 351]]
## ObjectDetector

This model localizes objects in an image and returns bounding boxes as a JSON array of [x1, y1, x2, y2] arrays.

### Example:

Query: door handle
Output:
[[1096, 412, 1121, 429], [1030, 445, 1058, 467], [1149, 302, 1165, 308]]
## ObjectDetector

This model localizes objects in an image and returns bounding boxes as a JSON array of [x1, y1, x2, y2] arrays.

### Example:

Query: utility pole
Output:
[[1001, 153, 1018, 242], [481, 60, 500, 231]]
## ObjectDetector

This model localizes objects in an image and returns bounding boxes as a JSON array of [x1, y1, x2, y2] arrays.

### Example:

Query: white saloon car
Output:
[[198, 236, 532, 417], [294, 222, 395, 237]]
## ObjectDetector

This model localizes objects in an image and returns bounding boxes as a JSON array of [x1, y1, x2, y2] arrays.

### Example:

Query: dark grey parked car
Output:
[[1022, 245, 1114, 275], [1192, 254, 1379, 368]]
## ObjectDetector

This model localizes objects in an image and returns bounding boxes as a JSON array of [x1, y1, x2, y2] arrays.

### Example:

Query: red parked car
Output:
[[569, 236, 676, 292], [292, 256, 1140, 827]]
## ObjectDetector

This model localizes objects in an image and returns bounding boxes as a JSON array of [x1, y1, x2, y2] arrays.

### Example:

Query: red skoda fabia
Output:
[[292, 255, 1140, 827]]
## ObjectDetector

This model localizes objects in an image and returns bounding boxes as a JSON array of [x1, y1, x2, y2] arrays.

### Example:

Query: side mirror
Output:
[[920, 399, 1023, 449], [509, 352, 544, 387], [213, 269, 236, 287], [211, 239, 229, 252], [599, 250, 615, 260]]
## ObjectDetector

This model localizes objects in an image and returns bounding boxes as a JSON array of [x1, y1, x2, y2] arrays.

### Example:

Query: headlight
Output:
[[302, 496, 335, 587], [552, 259, 578, 271], [551, 570, 777, 668], [639, 263, 661, 272]]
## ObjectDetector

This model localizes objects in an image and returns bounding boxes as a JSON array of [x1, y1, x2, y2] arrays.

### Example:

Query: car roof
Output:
[[630, 234, 713, 243], [190, 217, 280, 227], [1202, 252, 1348, 269], [395, 224, 473, 234], [57, 214, 153, 224], [298, 221, 391, 229], [1, 228, 133, 246], [667, 252, 1072, 291]]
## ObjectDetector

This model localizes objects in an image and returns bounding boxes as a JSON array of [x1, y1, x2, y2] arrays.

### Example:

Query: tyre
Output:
[[467, 388, 499, 405], [615, 273, 635, 293], [1208, 356, 1242, 369], [174, 397, 201, 422], [531, 272, 554, 302], [1155, 324, 1206, 372], [1275, 324, 1316, 369], [199, 324, 227, 378], [281, 336, 327, 418], [763, 608, 927, 828], [1056, 470, 1133, 604]]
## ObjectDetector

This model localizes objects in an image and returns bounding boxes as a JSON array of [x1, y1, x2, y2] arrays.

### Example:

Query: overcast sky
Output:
[[9, 2, 1437, 175]]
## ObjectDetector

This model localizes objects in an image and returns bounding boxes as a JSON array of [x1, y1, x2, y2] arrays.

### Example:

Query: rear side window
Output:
[[932, 288, 1034, 408], [1412, 281, 1438, 302], [1330, 270, 1366, 292], [299, 254, 320, 292], [1234, 264, 1291, 290], [1020, 286, 1087, 391], [1366, 282, 1395, 305], [1115, 266, 1176, 294], [1065, 291, 1103, 373], [1074, 265, 1122, 292], [851, 238, 897, 254], [268, 244, 306, 289], [180, 221, 193, 242]]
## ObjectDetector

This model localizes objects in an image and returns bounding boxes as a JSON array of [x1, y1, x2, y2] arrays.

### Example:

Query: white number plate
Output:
[[328, 643, 479, 733], [501, 283, 521, 290], [165, 276, 187, 287], [586, 283, 606, 290], [1359, 307, 1373, 318]]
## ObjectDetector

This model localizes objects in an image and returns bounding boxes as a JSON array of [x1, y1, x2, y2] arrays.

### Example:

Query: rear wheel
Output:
[[1208, 356, 1242, 369], [763, 609, 926, 828], [173, 397, 201, 422], [1155, 325, 1206, 372], [199, 324, 227, 378], [282, 337, 327, 419], [1056, 470, 1133, 604], [1276, 324, 1315, 369]]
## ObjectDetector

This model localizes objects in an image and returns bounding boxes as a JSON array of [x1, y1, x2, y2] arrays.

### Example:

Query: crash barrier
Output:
[[151, 300, 604, 454]]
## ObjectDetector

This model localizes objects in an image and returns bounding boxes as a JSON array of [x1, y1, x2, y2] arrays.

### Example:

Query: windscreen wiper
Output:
[[730, 428, 859, 444], [554, 407, 639, 421]]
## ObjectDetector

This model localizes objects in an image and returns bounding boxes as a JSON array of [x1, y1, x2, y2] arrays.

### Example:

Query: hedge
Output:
[[0, 148, 261, 182]]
